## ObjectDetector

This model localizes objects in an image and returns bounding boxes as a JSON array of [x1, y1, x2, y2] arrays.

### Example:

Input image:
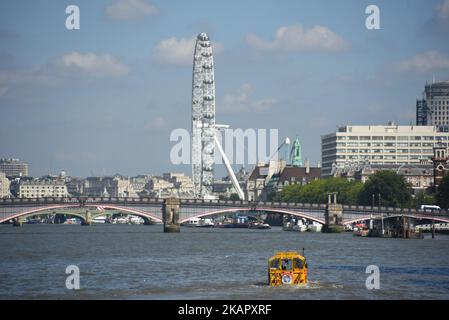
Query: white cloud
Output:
[[0, 52, 129, 93], [0, 68, 61, 90], [246, 24, 349, 53], [220, 83, 278, 114], [395, 50, 449, 73], [62, 52, 129, 77], [437, 0, 449, 19], [424, 0, 449, 34], [152, 37, 195, 66], [221, 83, 252, 113], [106, 0, 159, 21], [144, 116, 166, 130], [251, 98, 278, 113], [152, 36, 224, 66]]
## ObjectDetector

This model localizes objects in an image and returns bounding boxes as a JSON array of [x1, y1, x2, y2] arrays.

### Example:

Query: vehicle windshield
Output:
[[294, 258, 304, 269], [270, 259, 279, 269], [281, 259, 292, 270]]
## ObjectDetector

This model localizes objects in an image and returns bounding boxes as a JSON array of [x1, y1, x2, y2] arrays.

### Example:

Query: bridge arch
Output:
[[344, 214, 449, 225], [180, 207, 325, 224], [42, 211, 88, 223], [0, 204, 162, 224]]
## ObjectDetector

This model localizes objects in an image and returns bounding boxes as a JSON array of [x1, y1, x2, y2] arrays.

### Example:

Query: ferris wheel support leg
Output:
[[214, 135, 245, 201]]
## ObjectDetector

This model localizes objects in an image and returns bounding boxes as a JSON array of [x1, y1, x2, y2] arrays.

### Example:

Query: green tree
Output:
[[229, 193, 241, 201], [358, 171, 412, 207], [279, 183, 302, 203], [436, 175, 449, 209], [294, 179, 325, 203], [267, 191, 282, 202], [279, 178, 363, 205], [412, 190, 436, 208]]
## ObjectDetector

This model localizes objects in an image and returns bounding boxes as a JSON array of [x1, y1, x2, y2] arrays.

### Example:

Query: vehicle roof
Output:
[[269, 251, 305, 260]]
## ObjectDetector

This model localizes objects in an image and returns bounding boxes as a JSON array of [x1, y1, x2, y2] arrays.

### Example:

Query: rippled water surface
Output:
[[1, 224, 448, 299]]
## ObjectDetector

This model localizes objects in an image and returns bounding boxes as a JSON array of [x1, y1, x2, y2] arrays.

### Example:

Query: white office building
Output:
[[416, 81, 449, 132], [18, 180, 69, 198], [321, 122, 449, 177], [0, 172, 11, 198]]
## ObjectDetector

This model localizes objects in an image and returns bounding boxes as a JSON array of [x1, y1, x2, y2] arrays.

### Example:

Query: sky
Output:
[[1, 0, 449, 178]]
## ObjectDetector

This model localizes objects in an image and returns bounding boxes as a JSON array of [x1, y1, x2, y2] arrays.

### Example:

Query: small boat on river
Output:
[[249, 221, 271, 229], [268, 251, 308, 286]]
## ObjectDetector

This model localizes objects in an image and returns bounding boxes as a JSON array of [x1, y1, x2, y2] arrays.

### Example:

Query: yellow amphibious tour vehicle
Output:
[[268, 251, 308, 286]]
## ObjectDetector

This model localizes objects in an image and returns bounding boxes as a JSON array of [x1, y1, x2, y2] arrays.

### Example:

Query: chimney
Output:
[[305, 159, 310, 174]]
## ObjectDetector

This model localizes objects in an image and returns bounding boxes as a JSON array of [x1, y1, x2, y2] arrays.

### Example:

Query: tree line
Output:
[[270, 171, 449, 209]]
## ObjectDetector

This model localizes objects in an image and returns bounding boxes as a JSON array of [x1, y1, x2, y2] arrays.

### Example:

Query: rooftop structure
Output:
[[0, 158, 29, 177], [416, 81, 449, 132]]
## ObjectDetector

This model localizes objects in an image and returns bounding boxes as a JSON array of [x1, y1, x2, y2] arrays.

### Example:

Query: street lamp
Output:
[[327, 192, 338, 204], [377, 193, 381, 216], [378, 193, 384, 236]]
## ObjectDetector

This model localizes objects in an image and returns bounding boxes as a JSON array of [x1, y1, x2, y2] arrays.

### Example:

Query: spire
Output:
[[290, 137, 303, 166]]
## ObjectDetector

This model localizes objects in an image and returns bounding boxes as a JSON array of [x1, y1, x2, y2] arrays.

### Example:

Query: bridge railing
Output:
[[0, 196, 167, 205], [1, 197, 448, 216], [340, 204, 449, 217]]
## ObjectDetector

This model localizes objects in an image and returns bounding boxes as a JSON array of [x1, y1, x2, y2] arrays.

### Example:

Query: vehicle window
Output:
[[281, 259, 292, 270], [270, 259, 279, 269], [294, 258, 303, 269]]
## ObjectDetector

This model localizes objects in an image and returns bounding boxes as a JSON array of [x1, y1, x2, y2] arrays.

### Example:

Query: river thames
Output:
[[0, 224, 448, 300]]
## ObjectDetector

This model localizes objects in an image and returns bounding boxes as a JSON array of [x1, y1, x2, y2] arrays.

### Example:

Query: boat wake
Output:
[[251, 280, 343, 290]]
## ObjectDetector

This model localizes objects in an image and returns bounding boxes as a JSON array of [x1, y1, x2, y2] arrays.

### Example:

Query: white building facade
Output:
[[18, 180, 69, 198], [321, 123, 449, 177], [416, 81, 449, 132], [0, 172, 11, 198]]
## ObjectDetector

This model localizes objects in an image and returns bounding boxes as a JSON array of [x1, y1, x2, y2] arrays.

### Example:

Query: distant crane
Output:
[[268, 137, 291, 162]]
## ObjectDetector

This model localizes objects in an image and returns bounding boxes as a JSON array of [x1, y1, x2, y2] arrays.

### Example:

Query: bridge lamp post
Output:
[[378, 193, 384, 236], [327, 192, 338, 204]]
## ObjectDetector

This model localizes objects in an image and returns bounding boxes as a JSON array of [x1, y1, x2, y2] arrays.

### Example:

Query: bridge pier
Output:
[[81, 210, 92, 226], [322, 193, 344, 233], [432, 219, 435, 239], [370, 215, 422, 238], [144, 218, 156, 225], [163, 197, 180, 233], [13, 217, 24, 227]]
